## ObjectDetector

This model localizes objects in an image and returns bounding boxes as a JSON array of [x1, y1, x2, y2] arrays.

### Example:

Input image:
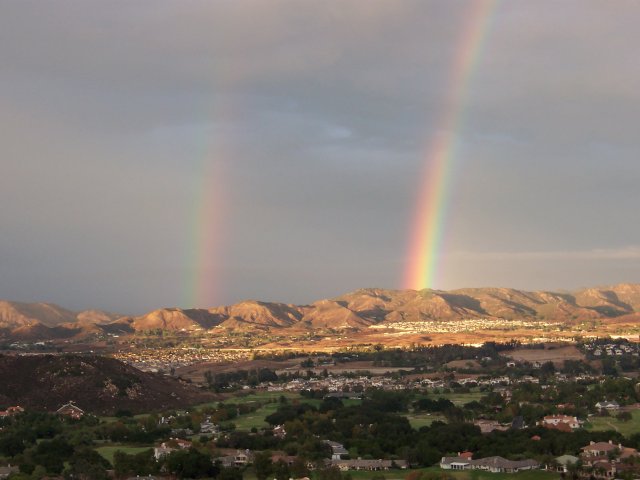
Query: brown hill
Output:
[[301, 299, 371, 329], [0, 301, 77, 328], [0, 354, 214, 414], [214, 301, 302, 330], [0, 301, 123, 340], [131, 308, 215, 331]]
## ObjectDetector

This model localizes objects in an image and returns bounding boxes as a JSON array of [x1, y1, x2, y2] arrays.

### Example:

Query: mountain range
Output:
[[2, 284, 640, 341]]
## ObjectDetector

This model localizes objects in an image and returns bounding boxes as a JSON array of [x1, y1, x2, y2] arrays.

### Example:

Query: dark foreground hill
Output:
[[0, 354, 214, 414]]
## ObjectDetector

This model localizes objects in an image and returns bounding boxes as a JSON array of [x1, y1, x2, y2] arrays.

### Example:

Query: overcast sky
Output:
[[2, 1, 640, 314]]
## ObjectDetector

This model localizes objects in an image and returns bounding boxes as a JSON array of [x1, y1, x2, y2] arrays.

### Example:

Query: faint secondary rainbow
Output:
[[404, 0, 498, 291]]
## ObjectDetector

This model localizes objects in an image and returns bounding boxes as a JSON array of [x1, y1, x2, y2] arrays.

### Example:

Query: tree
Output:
[[290, 456, 311, 478], [273, 459, 291, 480], [113, 449, 157, 478], [316, 466, 343, 480], [617, 411, 632, 422], [253, 451, 274, 480], [164, 448, 217, 479], [64, 448, 111, 480]]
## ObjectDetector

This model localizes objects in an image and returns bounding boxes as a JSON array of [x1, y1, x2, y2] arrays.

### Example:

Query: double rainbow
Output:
[[404, 0, 497, 291]]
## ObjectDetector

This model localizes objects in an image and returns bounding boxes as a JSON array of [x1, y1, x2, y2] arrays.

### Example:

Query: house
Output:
[[199, 416, 219, 435], [153, 438, 191, 460], [154, 443, 175, 461], [324, 440, 349, 460], [215, 450, 253, 468], [233, 450, 252, 466], [440, 457, 472, 471], [273, 425, 286, 439], [331, 459, 408, 471], [172, 438, 192, 450], [581, 441, 622, 458], [0, 406, 24, 419], [540, 415, 581, 431], [473, 457, 539, 473], [595, 401, 620, 412], [0, 465, 18, 479], [441, 456, 539, 473], [554, 455, 579, 473], [56, 402, 84, 419], [474, 420, 509, 434], [578, 440, 640, 478], [158, 415, 175, 426]]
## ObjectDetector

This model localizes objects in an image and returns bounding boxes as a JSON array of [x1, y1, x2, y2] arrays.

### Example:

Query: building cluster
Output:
[[257, 368, 599, 394], [539, 414, 582, 432], [440, 453, 539, 473], [595, 400, 620, 412], [154, 438, 194, 460], [440, 439, 640, 478], [579, 440, 640, 478], [583, 341, 639, 357], [55, 401, 85, 420], [113, 347, 252, 372], [369, 319, 560, 334], [212, 444, 408, 472]]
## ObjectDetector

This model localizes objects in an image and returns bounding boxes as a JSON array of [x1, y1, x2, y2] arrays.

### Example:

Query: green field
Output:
[[585, 409, 640, 437], [233, 401, 286, 430], [406, 412, 447, 429], [95, 445, 153, 463], [433, 391, 484, 406], [228, 392, 322, 430], [227, 390, 474, 431]]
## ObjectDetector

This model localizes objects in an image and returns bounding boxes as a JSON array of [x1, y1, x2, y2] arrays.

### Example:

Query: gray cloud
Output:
[[1, 1, 640, 312]]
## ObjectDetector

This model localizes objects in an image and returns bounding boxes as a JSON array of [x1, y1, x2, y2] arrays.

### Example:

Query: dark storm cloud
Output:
[[1, 1, 640, 312]]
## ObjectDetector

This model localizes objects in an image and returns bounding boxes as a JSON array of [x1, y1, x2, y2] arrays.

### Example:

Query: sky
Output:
[[2, 0, 640, 314]]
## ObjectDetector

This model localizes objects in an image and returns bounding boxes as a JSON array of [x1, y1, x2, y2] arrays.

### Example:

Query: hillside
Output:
[[2, 283, 640, 339], [0, 354, 214, 414]]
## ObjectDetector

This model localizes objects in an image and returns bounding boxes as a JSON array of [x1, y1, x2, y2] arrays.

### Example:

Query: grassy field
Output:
[[223, 390, 474, 431], [435, 391, 484, 406], [585, 409, 640, 437], [411, 391, 484, 407], [95, 445, 152, 463], [233, 401, 286, 430], [227, 392, 322, 431], [405, 412, 447, 429], [195, 391, 362, 431]]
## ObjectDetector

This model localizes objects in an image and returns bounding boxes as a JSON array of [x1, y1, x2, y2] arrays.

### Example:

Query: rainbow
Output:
[[185, 155, 227, 308], [184, 91, 237, 308], [404, 0, 498, 291]]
